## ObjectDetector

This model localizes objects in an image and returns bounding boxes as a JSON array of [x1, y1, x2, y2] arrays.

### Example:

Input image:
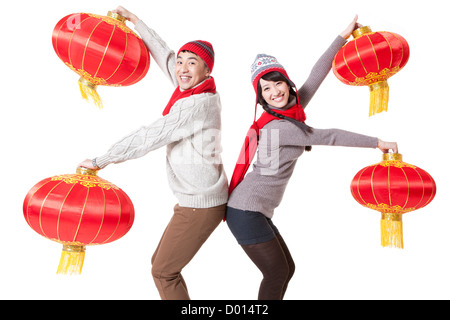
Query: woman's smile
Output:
[[260, 78, 290, 108], [272, 94, 285, 103]]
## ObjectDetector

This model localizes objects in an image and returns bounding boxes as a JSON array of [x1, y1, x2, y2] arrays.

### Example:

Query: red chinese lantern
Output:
[[332, 26, 410, 116], [23, 168, 135, 274], [351, 153, 436, 249], [52, 11, 150, 108]]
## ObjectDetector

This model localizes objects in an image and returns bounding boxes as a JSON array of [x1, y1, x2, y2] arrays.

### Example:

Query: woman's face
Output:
[[260, 78, 290, 109]]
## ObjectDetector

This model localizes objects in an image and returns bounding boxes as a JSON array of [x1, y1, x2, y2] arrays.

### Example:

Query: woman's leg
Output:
[[267, 219, 295, 297], [261, 219, 296, 299], [275, 233, 295, 299], [226, 207, 295, 300], [241, 237, 291, 300], [151, 204, 226, 300]]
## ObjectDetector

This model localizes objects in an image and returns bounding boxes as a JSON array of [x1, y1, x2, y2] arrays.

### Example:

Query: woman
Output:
[[79, 6, 228, 300], [226, 17, 398, 300]]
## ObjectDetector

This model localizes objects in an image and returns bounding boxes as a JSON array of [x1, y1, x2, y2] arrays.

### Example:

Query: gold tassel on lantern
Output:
[[369, 81, 389, 116], [380, 212, 403, 249], [57, 245, 86, 275], [78, 77, 103, 109]]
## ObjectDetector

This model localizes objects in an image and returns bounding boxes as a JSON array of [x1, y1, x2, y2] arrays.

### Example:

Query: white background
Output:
[[1, 0, 449, 300]]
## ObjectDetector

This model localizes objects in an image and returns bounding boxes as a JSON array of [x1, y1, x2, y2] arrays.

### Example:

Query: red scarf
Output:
[[228, 101, 306, 195], [162, 77, 216, 116]]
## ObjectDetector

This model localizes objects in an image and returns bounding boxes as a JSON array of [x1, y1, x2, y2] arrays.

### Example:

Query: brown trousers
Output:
[[151, 203, 226, 300]]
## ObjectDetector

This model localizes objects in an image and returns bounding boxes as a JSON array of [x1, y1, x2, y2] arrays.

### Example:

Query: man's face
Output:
[[176, 51, 210, 90]]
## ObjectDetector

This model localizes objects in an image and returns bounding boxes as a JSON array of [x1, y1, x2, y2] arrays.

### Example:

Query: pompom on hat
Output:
[[178, 40, 215, 72], [251, 54, 295, 93]]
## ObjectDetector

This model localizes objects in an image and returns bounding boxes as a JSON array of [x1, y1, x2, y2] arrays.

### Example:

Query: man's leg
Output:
[[151, 204, 226, 300]]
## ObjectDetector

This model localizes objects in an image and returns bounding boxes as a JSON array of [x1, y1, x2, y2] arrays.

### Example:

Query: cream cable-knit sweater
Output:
[[94, 20, 228, 208]]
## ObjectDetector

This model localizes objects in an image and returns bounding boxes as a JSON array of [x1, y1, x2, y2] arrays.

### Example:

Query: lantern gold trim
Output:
[[352, 26, 372, 39], [107, 11, 127, 23], [382, 153, 403, 162], [57, 245, 86, 275], [76, 167, 99, 176]]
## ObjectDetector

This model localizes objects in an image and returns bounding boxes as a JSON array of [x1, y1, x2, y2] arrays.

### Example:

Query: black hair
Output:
[[257, 71, 312, 151]]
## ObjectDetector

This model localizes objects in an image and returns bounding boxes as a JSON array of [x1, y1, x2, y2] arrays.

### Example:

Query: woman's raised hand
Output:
[[340, 15, 362, 40]]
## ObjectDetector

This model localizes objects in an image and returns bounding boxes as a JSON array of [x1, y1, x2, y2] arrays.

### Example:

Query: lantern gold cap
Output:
[[382, 153, 402, 161], [352, 26, 372, 38], [62, 245, 86, 252], [76, 167, 99, 176], [78, 77, 97, 89], [107, 11, 127, 23]]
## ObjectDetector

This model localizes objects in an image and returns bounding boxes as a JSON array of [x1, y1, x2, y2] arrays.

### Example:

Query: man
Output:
[[79, 6, 228, 300]]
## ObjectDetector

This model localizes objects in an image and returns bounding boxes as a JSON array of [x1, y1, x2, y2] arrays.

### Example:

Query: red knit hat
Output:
[[178, 40, 215, 72]]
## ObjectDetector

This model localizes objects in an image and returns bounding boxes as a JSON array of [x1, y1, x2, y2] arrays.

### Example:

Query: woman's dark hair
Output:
[[257, 71, 312, 151]]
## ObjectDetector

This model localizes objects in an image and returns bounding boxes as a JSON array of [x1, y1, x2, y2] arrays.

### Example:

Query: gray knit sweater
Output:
[[227, 36, 379, 218]]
